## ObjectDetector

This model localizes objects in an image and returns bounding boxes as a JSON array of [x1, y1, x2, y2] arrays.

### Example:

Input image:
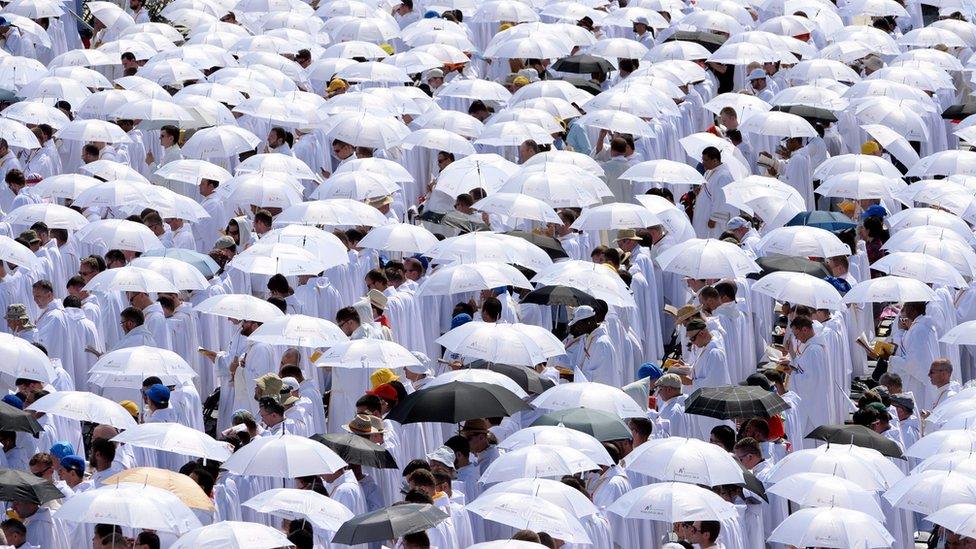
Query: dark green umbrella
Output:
[[739, 464, 768, 502], [310, 433, 398, 469], [748, 255, 829, 280], [467, 361, 555, 394], [806, 424, 904, 459], [555, 77, 603, 96], [332, 503, 448, 545], [684, 386, 791, 420], [385, 381, 531, 425], [551, 54, 614, 74], [502, 231, 568, 260], [0, 401, 40, 435], [532, 407, 632, 441], [521, 285, 597, 308], [664, 30, 728, 51], [771, 104, 837, 123], [786, 210, 857, 232], [0, 469, 63, 504]]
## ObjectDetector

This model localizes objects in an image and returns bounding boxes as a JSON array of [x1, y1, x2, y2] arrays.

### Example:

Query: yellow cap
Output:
[[370, 368, 399, 389], [860, 140, 880, 155], [119, 400, 139, 417], [326, 78, 348, 93], [838, 200, 856, 216], [498, 22, 514, 32], [379, 43, 394, 55], [512, 76, 530, 86]]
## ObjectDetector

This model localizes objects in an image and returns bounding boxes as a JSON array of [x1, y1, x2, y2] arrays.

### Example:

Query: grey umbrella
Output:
[[531, 407, 632, 441], [332, 503, 448, 545]]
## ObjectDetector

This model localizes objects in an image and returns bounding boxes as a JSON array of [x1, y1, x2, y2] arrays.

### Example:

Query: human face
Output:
[[337, 317, 356, 336], [436, 152, 452, 171], [161, 131, 176, 148], [30, 461, 52, 479], [463, 431, 488, 452], [32, 286, 51, 308], [929, 365, 950, 386], [332, 141, 353, 160]]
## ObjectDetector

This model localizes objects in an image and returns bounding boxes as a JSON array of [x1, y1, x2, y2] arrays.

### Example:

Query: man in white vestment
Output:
[[694, 147, 736, 238], [889, 302, 941, 412]]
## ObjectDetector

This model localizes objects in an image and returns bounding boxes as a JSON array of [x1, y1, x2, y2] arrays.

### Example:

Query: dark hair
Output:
[[32, 280, 53, 293], [267, 273, 291, 295], [365, 268, 388, 286], [82, 144, 99, 158], [402, 459, 431, 478], [401, 531, 429, 547], [733, 437, 761, 458], [715, 281, 737, 301], [355, 394, 382, 415], [0, 518, 26, 536], [4, 169, 24, 186], [627, 417, 652, 440], [91, 437, 117, 463], [335, 306, 360, 325], [710, 425, 736, 452], [254, 209, 273, 227], [136, 531, 160, 549], [267, 296, 287, 314], [468, 100, 489, 115], [698, 520, 721, 543], [190, 468, 214, 496], [120, 51, 136, 62], [701, 146, 722, 162], [403, 488, 433, 504], [63, 295, 82, 309], [444, 434, 469, 455], [160, 125, 179, 141], [258, 396, 285, 416], [481, 296, 502, 321], [105, 249, 126, 264], [120, 306, 145, 325], [789, 315, 813, 331], [862, 215, 888, 241], [407, 468, 436, 489]]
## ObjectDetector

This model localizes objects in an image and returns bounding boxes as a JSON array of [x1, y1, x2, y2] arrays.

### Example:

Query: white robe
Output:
[[695, 163, 736, 238], [889, 316, 941, 412]]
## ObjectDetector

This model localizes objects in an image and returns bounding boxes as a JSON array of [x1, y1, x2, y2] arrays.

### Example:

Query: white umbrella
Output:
[[2, 101, 70, 128], [434, 154, 519, 197], [465, 492, 591, 544], [843, 275, 938, 304], [488, 108, 563, 134], [314, 339, 420, 370], [813, 153, 902, 180], [413, 110, 485, 139], [0, 119, 40, 149], [229, 242, 327, 276], [608, 482, 737, 523], [0, 332, 56, 383], [816, 172, 907, 201], [472, 193, 560, 224], [79, 159, 148, 183], [73, 179, 157, 210], [3, 203, 88, 230], [768, 444, 904, 491], [221, 434, 346, 478], [313, 172, 400, 201], [276, 199, 389, 228], [656, 238, 760, 279], [20, 76, 92, 104], [331, 158, 413, 184], [622, 437, 745, 486], [739, 110, 818, 138], [181, 125, 261, 160], [425, 233, 553, 272], [499, 425, 613, 465], [768, 508, 894, 549], [572, 202, 660, 231], [358, 223, 438, 254], [768, 472, 884, 520], [0, 57, 47, 89], [884, 237, 976, 278], [256, 226, 349, 271], [0, 235, 42, 271], [884, 470, 976, 515], [635, 195, 697, 243], [438, 78, 511, 102], [479, 478, 597, 519], [248, 315, 347, 348], [905, 429, 976, 459], [941, 321, 976, 346], [30, 174, 101, 200], [531, 382, 646, 418], [56, 118, 131, 143], [416, 262, 531, 297], [112, 423, 232, 461], [74, 219, 164, 252], [171, 522, 292, 549], [82, 266, 178, 294], [854, 98, 930, 142], [428, 370, 528, 399], [757, 226, 851, 258], [752, 271, 845, 310], [243, 489, 353, 532], [576, 110, 656, 137], [195, 294, 285, 323], [908, 150, 976, 178], [861, 124, 920, 167], [531, 260, 636, 309], [927, 504, 976, 540], [129, 257, 210, 291], [89, 344, 196, 389], [219, 174, 303, 209], [28, 391, 137, 429], [523, 150, 604, 177], [479, 445, 599, 484], [475, 121, 554, 146], [499, 165, 608, 208], [322, 111, 411, 149], [871, 252, 966, 288], [621, 160, 705, 186], [436, 322, 564, 366], [54, 483, 202, 534]]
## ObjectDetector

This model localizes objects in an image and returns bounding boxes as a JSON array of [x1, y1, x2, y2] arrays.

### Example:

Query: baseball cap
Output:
[[890, 393, 914, 413], [860, 204, 887, 220], [119, 400, 139, 417], [145, 384, 170, 405], [368, 383, 399, 402], [50, 442, 74, 460], [2, 394, 23, 409], [451, 313, 472, 330], [569, 305, 595, 325], [727, 216, 750, 230], [370, 368, 399, 389], [637, 362, 664, 381], [655, 373, 682, 389], [425, 68, 444, 80], [748, 68, 767, 80], [60, 455, 85, 475]]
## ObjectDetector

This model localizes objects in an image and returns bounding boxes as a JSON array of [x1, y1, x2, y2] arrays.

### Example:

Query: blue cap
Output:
[[50, 442, 74, 460], [637, 362, 664, 381], [2, 394, 23, 410], [423, 10, 441, 18], [60, 455, 85, 475], [860, 204, 887, 220], [824, 276, 851, 295], [411, 254, 429, 270], [145, 384, 170, 405], [451, 313, 472, 330]]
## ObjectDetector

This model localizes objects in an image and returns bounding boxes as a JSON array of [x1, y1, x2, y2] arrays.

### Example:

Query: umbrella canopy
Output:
[[751, 271, 845, 309], [465, 491, 592, 544], [752, 256, 830, 279], [622, 437, 745, 486], [786, 210, 858, 232], [332, 504, 448, 545], [141, 248, 219, 278], [74, 219, 164, 252], [531, 260, 636, 308], [171, 522, 292, 549], [221, 434, 346, 478], [768, 507, 894, 549], [884, 470, 976, 515], [428, 369, 529, 399], [0, 401, 40, 435], [769, 472, 884, 520], [530, 407, 632, 441], [684, 386, 791, 420], [0, 468, 63, 504], [521, 285, 598, 308], [468, 361, 555, 395], [416, 262, 531, 297], [53, 483, 202, 534], [88, 345, 196, 388], [768, 444, 904, 491], [436, 322, 563, 366], [551, 54, 614, 74], [111, 424, 232, 462], [757, 226, 851, 258], [314, 340, 420, 370], [871, 252, 966, 288], [499, 425, 613, 466], [195, 294, 285, 323], [384, 381, 531, 425], [103, 468, 216, 511], [248, 315, 347, 348], [242, 488, 354, 532], [807, 424, 904, 458], [608, 482, 737, 523], [905, 429, 976, 459], [479, 478, 598, 520], [843, 276, 938, 304], [532, 382, 645, 419], [310, 433, 397, 469], [0, 332, 57, 384], [358, 224, 438, 254], [479, 445, 599, 484], [927, 504, 976, 540], [656, 238, 760, 279], [82, 266, 178, 294], [28, 391, 137, 429]]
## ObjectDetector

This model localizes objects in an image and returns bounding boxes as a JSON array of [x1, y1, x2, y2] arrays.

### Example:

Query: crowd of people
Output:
[[0, 0, 973, 547]]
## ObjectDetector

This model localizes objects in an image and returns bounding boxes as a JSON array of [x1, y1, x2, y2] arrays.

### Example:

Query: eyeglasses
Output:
[[686, 331, 701, 341], [31, 465, 50, 478]]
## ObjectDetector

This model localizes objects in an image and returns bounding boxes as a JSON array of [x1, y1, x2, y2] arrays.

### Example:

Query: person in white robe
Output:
[[32, 280, 74, 381], [701, 284, 754, 384], [694, 147, 736, 238], [562, 305, 619, 387], [327, 307, 383, 434], [888, 302, 942, 412], [62, 298, 101, 392], [782, 316, 847, 449]]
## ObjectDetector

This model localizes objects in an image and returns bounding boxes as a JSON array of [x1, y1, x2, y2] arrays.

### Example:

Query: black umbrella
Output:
[[786, 210, 857, 232], [943, 100, 976, 120], [0, 401, 40, 435], [0, 469, 64, 504], [770, 104, 838, 123], [738, 465, 768, 502], [385, 381, 531, 425], [684, 386, 791, 420], [531, 407, 632, 441], [664, 30, 728, 51], [555, 77, 603, 96], [310, 433, 398, 469], [502, 231, 568, 260], [332, 503, 448, 545], [806, 424, 905, 459], [467, 361, 555, 394], [521, 285, 598, 308], [748, 255, 830, 280], [551, 54, 615, 74]]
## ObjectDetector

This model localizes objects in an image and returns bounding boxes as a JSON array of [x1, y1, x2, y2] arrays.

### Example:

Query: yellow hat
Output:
[[498, 22, 514, 32], [370, 368, 399, 389], [379, 43, 394, 56], [119, 400, 139, 417], [326, 78, 348, 93], [512, 76, 530, 86], [860, 140, 880, 155], [838, 200, 856, 217]]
